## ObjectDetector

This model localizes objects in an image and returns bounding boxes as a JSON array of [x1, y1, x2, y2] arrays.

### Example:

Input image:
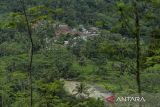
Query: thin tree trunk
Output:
[[20, 0, 33, 107], [133, 0, 142, 107], [1, 83, 3, 107]]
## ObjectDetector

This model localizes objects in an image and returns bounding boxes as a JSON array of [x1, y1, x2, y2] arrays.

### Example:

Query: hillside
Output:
[[0, 0, 160, 107]]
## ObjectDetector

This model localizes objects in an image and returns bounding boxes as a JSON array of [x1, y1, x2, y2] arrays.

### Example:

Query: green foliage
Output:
[[0, 0, 160, 106], [74, 98, 104, 107], [0, 42, 26, 56]]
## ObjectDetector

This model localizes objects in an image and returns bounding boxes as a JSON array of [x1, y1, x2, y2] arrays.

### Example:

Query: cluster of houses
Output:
[[53, 23, 100, 45], [54, 24, 100, 37], [32, 20, 100, 38], [32, 21, 100, 45]]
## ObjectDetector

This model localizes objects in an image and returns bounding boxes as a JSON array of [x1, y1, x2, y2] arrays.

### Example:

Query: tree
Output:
[[133, 0, 142, 107], [116, 1, 142, 106], [20, 0, 34, 107], [73, 82, 89, 99]]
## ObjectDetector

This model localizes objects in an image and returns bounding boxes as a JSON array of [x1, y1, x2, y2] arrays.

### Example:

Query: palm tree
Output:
[[73, 82, 89, 99]]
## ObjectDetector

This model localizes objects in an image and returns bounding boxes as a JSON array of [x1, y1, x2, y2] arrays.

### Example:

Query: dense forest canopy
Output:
[[0, 0, 160, 107]]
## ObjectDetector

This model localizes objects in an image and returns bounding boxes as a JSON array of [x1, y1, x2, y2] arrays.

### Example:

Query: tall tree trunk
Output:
[[1, 86, 3, 107], [20, 0, 33, 107], [133, 0, 142, 107]]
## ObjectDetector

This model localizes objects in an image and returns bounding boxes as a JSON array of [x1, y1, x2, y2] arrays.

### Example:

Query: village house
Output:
[[55, 24, 82, 36], [79, 25, 100, 36], [55, 24, 71, 36], [88, 27, 99, 36]]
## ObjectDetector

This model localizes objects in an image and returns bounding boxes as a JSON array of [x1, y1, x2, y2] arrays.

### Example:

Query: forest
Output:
[[0, 0, 160, 107]]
